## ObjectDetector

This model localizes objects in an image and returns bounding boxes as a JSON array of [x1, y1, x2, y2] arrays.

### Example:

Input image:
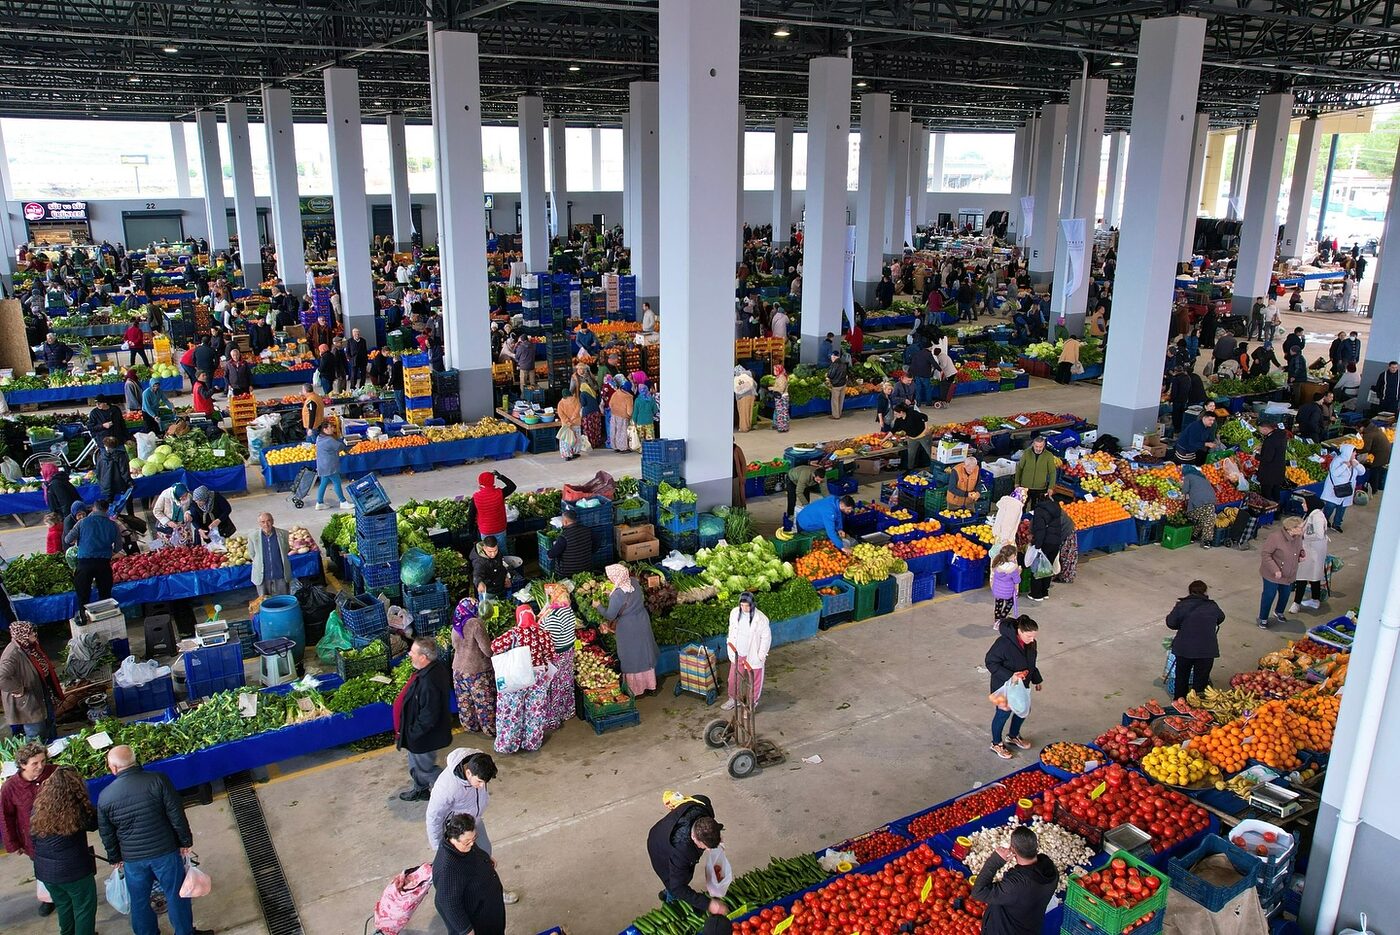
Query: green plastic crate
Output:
[[1161, 523, 1193, 550], [923, 487, 948, 514], [847, 575, 892, 621], [773, 532, 812, 561], [1064, 848, 1169, 933]]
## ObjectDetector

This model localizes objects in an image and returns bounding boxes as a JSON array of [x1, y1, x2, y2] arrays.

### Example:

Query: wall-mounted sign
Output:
[[24, 200, 89, 222], [299, 196, 334, 215], [484, 194, 495, 210]]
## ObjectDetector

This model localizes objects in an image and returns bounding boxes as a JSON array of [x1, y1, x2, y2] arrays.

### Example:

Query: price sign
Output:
[[920, 874, 933, 902], [1089, 780, 1107, 800], [772, 916, 793, 934], [87, 731, 113, 750]]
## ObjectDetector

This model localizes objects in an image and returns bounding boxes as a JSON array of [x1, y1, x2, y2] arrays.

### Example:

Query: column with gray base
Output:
[[518, 96, 547, 270], [1226, 125, 1252, 221], [1098, 16, 1206, 441], [800, 57, 852, 363], [772, 115, 794, 239], [194, 110, 227, 252], [1027, 104, 1067, 286], [853, 92, 889, 306], [387, 112, 413, 249], [1052, 78, 1106, 335], [430, 30, 493, 419], [548, 115, 567, 240], [884, 111, 911, 256], [323, 67, 376, 343], [1231, 93, 1292, 315], [224, 103, 263, 286], [1102, 131, 1126, 230], [909, 126, 928, 227], [1358, 141, 1400, 398], [0, 125, 17, 288], [170, 123, 191, 198], [1281, 116, 1322, 259], [736, 105, 746, 260], [1180, 115, 1209, 263], [262, 88, 307, 294], [931, 131, 946, 199], [629, 82, 660, 308], [657, 0, 740, 507]]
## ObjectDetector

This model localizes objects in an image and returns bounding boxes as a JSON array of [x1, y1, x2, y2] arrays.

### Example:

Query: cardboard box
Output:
[[936, 440, 971, 464], [620, 537, 660, 561], [615, 523, 655, 550]]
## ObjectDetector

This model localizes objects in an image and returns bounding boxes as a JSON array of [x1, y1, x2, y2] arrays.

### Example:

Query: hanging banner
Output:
[[903, 196, 914, 252], [1020, 196, 1035, 242], [1061, 217, 1087, 299], [843, 224, 856, 323]]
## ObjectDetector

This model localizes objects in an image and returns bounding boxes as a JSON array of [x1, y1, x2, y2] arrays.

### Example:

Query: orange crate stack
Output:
[[405, 407, 433, 426]]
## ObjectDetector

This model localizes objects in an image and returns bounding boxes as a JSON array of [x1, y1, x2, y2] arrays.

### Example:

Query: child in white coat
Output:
[[722, 592, 771, 711]]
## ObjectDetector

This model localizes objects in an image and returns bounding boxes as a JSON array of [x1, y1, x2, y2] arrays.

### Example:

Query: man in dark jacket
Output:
[[547, 509, 594, 576], [875, 273, 895, 310], [192, 335, 216, 378], [1167, 368, 1192, 437], [1328, 334, 1349, 375], [394, 637, 453, 802], [471, 538, 509, 599], [971, 826, 1058, 935], [1165, 579, 1224, 705], [88, 397, 125, 444], [224, 346, 252, 397], [97, 745, 207, 935], [1255, 422, 1287, 503], [647, 793, 726, 914], [1296, 391, 1332, 443], [1372, 360, 1400, 417], [907, 344, 935, 406], [1281, 326, 1306, 361], [345, 326, 369, 389]]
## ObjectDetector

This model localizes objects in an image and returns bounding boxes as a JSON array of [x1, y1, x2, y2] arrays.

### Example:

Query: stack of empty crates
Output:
[[303, 286, 332, 330], [641, 439, 696, 554], [349, 473, 400, 606], [545, 331, 573, 388], [521, 273, 543, 327], [403, 351, 434, 425], [572, 496, 615, 569], [618, 274, 637, 321], [432, 370, 461, 424], [602, 274, 620, 318], [403, 581, 450, 638]]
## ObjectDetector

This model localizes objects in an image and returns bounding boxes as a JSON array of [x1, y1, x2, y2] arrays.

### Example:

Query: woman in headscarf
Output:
[[539, 583, 578, 729], [1289, 495, 1329, 613], [0, 621, 65, 740], [1052, 500, 1080, 584], [449, 598, 495, 735], [1321, 443, 1365, 533], [572, 363, 604, 450], [990, 487, 1026, 552], [555, 390, 584, 462], [608, 376, 635, 451], [770, 364, 790, 433], [733, 366, 757, 433], [41, 464, 80, 530], [490, 603, 555, 754], [598, 564, 659, 697]]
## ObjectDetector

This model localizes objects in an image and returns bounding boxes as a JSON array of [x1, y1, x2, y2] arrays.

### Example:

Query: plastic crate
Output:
[[893, 570, 914, 610], [355, 528, 400, 564], [346, 473, 392, 515], [113, 673, 176, 716], [945, 555, 989, 593], [659, 530, 698, 555], [1168, 835, 1260, 912], [1134, 519, 1163, 546], [183, 643, 245, 700], [772, 532, 812, 561], [404, 394, 434, 410], [401, 351, 430, 368], [827, 476, 859, 496], [659, 510, 699, 535], [924, 487, 948, 514], [336, 641, 389, 680], [581, 692, 641, 735], [818, 578, 856, 619], [358, 560, 401, 591], [1064, 849, 1169, 933], [1060, 905, 1163, 935], [641, 461, 684, 484], [1161, 523, 1193, 549], [614, 499, 650, 525], [640, 438, 686, 463], [340, 594, 389, 641], [847, 576, 895, 621], [573, 499, 614, 528], [912, 572, 936, 603]]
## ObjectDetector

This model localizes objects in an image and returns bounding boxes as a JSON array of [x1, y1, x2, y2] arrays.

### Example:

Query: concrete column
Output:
[[931, 132, 946, 196], [224, 102, 263, 284], [590, 127, 603, 191], [194, 110, 227, 252], [429, 30, 492, 418], [1232, 92, 1293, 314], [1180, 114, 1209, 262], [169, 123, 191, 198], [0, 124, 18, 291], [909, 126, 929, 225], [657, 0, 739, 507], [621, 112, 632, 245], [801, 56, 852, 362], [853, 93, 889, 303], [387, 112, 413, 249], [1102, 131, 1126, 229], [1359, 140, 1400, 397], [1010, 124, 1029, 203], [771, 115, 794, 239], [884, 111, 911, 256], [1098, 15, 1206, 441], [1282, 116, 1323, 258], [261, 88, 307, 294], [1201, 131, 1227, 216], [1027, 103, 1067, 285], [736, 105, 746, 259], [629, 81, 660, 306], [323, 67, 375, 341], [517, 96, 547, 269], [548, 115, 568, 240], [1052, 77, 1107, 335], [1022, 116, 1040, 199], [1226, 124, 1252, 220]]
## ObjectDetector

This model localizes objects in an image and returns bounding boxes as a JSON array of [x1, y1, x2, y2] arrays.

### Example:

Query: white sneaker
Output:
[[314, 502, 328, 511], [340, 501, 354, 510], [720, 698, 736, 711], [1287, 602, 1301, 614], [1302, 599, 1320, 610]]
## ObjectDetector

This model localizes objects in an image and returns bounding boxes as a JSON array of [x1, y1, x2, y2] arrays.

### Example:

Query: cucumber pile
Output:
[[629, 853, 829, 935]]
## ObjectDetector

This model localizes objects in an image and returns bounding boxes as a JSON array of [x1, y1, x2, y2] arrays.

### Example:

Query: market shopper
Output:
[[1, 742, 57, 918], [609, 377, 636, 449], [769, 364, 790, 433], [634, 380, 659, 440], [28, 765, 100, 935], [1055, 335, 1081, 385], [970, 826, 1058, 935], [1321, 443, 1365, 532], [313, 423, 352, 511], [449, 599, 495, 735], [468, 470, 517, 551], [491, 604, 555, 754], [394, 637, 454, 802], [96, 745, 206, 935], [1361, 420, 1391, 491], [250, 512, 293, 598], [647, 793, 726, 915], [124, 321, 149, 368], [1165, 580, 1224, 704], [426, 750, 500, 852], [1258, 516, 1306, 630], [471, 538, 510, 600], [907, 342, 935, 406], [1371, 361, 1400, 417], [985, 616, 1042, 760], [1290, 497, 1330, 612], [795, 494, 856, 551], [97, 436, 133, 515], [540, 582, 579, 728], [826, 352, 849, 420], [224, 347, 252, 398], [431, 813, 508, 935], [1297, 390, 1333, 442], [123, 369, 142, 416], [556, 390, 585, 461], [572, 364, 605, 449], [301, 384, 326, 441], [1027, 499, 1065, 602], [732, 366, 757, 433], [1255, 421, 1287, 504], [722, 592, 771, 711], [140, 378, 171, 435], [990, 545, 1020, 627], [345, 327, 369, 389], [600, 564, 659, 696], [1180, 465, 1218, 547], [64, 499, 119, 604], [1013, 436, 1058, 506]]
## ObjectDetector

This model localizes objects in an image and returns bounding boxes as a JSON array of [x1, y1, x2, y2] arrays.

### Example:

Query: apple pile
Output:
[[1038, 764, 1212, 852], [1093, 723, 1164, 765]]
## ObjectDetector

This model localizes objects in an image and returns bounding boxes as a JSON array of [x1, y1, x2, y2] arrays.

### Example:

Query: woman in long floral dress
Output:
[[539, 583, 578, 730], [449, 598, 495, 735], [491, 604, 555, 754], [573, 364, 604, 450], [771, 364, 791, 433]]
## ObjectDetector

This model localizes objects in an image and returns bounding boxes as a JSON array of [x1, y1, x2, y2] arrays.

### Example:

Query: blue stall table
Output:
[[2, 376, 181, 407], [1075, 517, 1137, 552], [259, 433, 528, 488]]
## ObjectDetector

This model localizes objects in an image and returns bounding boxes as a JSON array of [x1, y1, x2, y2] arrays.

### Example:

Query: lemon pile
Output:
[[1141, 744, 1219, 786], [267, 444, 316, 465]]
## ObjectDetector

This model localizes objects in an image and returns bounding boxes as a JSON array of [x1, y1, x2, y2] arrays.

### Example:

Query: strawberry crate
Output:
[[1064, 848, 1169, 933]]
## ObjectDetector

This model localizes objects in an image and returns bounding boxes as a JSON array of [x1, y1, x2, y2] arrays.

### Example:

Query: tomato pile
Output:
[[733, 846, 982, 935], [112, 546, 224, 583], [906, 769, 1059, 839], [1072, 857, 1163, 916], [1036, 764, 1211, 852], [841, 830, 911, 865]]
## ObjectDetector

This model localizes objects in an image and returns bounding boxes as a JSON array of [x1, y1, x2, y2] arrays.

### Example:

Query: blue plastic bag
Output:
[[105, 867, 131, 914], [399, 548, 436, 587]]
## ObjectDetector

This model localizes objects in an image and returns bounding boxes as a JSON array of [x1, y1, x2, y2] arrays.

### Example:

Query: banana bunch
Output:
[[1213, 774, 1260, 795], [1187, 686, 1260, 722]]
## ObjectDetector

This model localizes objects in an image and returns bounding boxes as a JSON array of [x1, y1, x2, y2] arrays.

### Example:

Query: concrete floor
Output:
[[0, 303, 1382, 935]]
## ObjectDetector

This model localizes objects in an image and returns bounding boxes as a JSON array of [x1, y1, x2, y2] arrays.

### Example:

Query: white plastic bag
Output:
[[135, 432, 160, 461], [491, 645, 534, 693], [105, 867, 131, 914], [114, 656, 165, 689], [999, 677, 1033, 718], [1340, 912, 1371, 935], [179, 854, 212, 898], [704, 846, 734, 898]]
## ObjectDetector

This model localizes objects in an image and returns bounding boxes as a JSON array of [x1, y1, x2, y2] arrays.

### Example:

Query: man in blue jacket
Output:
[[796, 494, 856, 551]]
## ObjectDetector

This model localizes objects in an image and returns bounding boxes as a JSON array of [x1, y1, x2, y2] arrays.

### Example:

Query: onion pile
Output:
[[961, 816, 1094, 892]]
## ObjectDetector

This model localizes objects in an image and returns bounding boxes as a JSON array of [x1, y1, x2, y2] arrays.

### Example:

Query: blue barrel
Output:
[[257, 595, 306, 662]]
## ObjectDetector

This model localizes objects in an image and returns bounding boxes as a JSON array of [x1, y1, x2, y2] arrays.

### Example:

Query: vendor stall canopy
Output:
[[3, 1, 1398, 130]]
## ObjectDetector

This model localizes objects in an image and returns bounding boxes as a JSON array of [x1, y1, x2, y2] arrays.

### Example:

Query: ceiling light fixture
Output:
[[856, 80, 867, 87], [1108, 60, 1124, 67], [163, 46, 179, 53], [568, 65, 581, 71], [129, 76, 141, 83], [773, 27, 790, 37]]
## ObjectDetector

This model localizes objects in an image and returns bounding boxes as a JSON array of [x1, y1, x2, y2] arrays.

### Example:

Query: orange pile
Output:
[[1062, 498, 1131, 529], [351, 435, 430, 454], [1138, 463, 1182, 483], [1286, 693, 1340, 752], [795, 541, 851, 581], [1194, 699, 1304, 771], [951, 538, 987, 560]]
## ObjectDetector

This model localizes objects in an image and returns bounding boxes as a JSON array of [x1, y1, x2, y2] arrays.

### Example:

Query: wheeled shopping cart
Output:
[[288, 468, 317, 509]]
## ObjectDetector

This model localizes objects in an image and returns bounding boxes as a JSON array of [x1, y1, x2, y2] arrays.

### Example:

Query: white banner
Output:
[[1020, 196, 1035, 242], [843, 224, 856, 322], [903, 196, 914, 251], [1061, 218, 1087, 299]]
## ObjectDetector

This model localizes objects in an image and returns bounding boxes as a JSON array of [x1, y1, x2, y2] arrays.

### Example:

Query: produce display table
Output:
[[788, 392, 879, 419], [2, 376, 181, 407], [213, 369, 313, 390], [863, 313, 916, 330], [0, 465, 249, 518], [12, 550, 322, 626], [259, 433, 527, 488], [1075, 517, 1137, 552]]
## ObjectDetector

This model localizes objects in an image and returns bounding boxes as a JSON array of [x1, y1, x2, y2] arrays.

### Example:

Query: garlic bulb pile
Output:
[[962, 816, 1094, 892]]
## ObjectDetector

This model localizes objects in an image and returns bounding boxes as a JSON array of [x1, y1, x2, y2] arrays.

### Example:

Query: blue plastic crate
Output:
[[818, 579, 855, 618], [113, 673, 176, 716], [640, 438, 686, 463], [355, 528, 400, 563], [354, 511, 397, 539], [358, 560, 401, 590], [1168, 835, 1260, 912], [912, 573, 936, 602], [340, 593, 389, 640], [346, 473, 392, 515], [401, 351, 430, 368], [944, 555, 988, 593], [405, 395, 433, 410], [659, 509, 699, 535], [403, 581, 448, 616], [183, 643, 245, 700], [641, 461, 684, 484], [572, 499, 614, 527], [827, 476, 859, 496]]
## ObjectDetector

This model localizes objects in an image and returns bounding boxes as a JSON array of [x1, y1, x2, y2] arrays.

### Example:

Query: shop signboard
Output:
[[23, 200, 88, 223], [299, 196, 336, 233]]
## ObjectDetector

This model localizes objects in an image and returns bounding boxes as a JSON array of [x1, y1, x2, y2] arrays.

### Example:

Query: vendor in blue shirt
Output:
[[63, 498, 120, 604], [796, 494, 857, 552], [1173, 410, 1219, 464]]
